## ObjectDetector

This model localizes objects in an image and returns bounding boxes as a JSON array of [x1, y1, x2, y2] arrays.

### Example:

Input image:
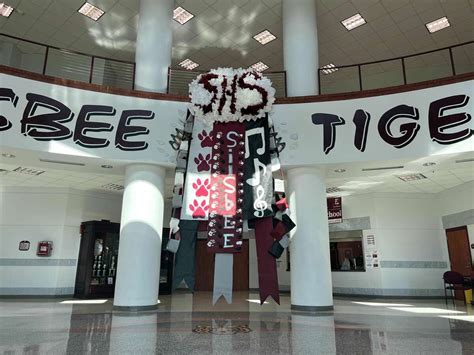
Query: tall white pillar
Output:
[[134, 0, 174, 92], [113, 164, 166, 310], [287, 167, 333, 311], [282, 0, 319, 96]]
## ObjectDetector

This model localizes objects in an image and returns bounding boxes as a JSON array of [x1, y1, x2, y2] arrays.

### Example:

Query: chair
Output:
[[443, 271, 470, 306]]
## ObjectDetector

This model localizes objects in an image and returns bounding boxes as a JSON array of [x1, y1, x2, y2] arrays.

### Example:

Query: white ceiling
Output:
[[1, 150, 473, 198], [0, 0, 472, 71]]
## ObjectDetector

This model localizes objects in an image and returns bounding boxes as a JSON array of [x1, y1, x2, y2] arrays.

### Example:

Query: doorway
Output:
[[194, 239, 249, 291], [446, 226, 473, 300]]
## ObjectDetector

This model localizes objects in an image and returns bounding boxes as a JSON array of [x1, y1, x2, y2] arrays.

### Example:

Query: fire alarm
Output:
[[37, 241, 53, 257]]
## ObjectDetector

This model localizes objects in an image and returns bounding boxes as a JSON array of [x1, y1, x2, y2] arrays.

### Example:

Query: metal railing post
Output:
[[132, 63, 136, 90], [317, 69, 321, 95], [448, 47, 456, 76], [89, 56, 95, 84], [401, 58, 407, 85], [42, 46, 49, 75]]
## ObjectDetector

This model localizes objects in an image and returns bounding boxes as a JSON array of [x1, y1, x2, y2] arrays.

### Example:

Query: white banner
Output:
[[1, 73, 472, 167], [273, 80, 473, 166]]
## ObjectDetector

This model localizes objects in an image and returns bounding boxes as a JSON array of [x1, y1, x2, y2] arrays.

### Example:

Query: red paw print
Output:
[[198, 129, 213, 148], [192, 178, 210, 197], [189, 199, 209, 219], [194, 153, 211, 172]]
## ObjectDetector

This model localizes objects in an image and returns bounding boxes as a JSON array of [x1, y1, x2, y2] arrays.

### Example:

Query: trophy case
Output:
[[74, 220, 174, 299]]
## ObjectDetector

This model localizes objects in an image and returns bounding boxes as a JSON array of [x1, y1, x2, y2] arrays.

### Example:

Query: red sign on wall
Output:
[[327, 197, 342, 224]]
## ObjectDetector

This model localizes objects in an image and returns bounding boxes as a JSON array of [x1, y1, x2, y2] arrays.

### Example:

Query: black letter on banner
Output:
[[311, 113, 345, 154], [0, 88, 18, 131], [21, 93, 73, 140], [378, 105, 420, 149], [353, 109, 370, 152], [429, 95, 472, 144], [243, 117, 273, 220], [115, 110, 154, 151], [73, 105, 115, 148]]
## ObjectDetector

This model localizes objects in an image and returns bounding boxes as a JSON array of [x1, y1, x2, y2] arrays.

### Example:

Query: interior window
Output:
[[330, 230, 365, 272]]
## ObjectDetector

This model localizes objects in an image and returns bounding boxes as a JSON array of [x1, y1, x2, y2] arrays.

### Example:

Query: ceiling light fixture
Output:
[[251, 61, 269, 72], [341, 13, 366, 31], [102, 183, 124, 191], [173, 6, 194, 25], [321, 63, 338, 75], [362, 166, 404, 171], [334, 169, 346, 173], [455, 158, 474, 163], [326, 187, 343, 193], [422, 162, 436, 167], [397, 173, 427, 182], [39, 158, 85, 166], [179, 58, 199, 70], [426, 16, 450, 33], [78, 2, 105, 21], [253, 30, 276, 45], [1, 153, 15, 158], [13, 167, 45, 176], [0, 3, 14, 17], [101, 165, 113, 169]]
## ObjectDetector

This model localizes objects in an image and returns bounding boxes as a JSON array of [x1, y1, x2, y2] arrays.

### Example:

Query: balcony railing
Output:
[[317, 41, 473, 95], [0, 33, 472, 96]]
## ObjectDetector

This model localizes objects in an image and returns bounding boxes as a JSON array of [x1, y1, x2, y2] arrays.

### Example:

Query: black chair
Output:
[[443, 271, 470, 306]]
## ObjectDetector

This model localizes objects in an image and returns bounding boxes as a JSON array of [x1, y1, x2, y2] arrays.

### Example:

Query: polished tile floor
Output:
[[1, 292, 473, 354]]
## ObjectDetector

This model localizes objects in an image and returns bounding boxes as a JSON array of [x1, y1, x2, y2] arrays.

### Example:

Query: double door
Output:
[[194, 239, 249, 291]]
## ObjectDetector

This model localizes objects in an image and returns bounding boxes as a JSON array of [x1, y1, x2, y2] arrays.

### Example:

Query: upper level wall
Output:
[[0, 67, 472, 168]]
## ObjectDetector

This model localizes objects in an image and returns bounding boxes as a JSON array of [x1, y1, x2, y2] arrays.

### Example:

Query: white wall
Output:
[[438, 181, 474, 216], [330, 192, 450, 296], [0, 187, 122, 296]]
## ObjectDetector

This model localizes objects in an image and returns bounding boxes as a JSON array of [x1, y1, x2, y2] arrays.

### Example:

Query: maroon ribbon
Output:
[[254, 217, 280, 304]]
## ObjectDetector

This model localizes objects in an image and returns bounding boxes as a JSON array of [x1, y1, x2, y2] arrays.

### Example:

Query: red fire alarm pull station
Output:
[[37, 241, 53, 257]]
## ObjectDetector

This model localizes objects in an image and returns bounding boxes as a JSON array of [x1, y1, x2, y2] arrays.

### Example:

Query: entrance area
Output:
[[194, 240, 249, 291]]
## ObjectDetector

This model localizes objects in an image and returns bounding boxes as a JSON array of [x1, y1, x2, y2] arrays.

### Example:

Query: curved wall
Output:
[[0, 67, 472, 168]]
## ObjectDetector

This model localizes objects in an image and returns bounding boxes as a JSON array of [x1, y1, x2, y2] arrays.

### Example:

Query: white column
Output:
[[134, 0, 174, 92], [282, 0, 319, 96], [113, 164, 166, 310], [287, 167, 333, 311]]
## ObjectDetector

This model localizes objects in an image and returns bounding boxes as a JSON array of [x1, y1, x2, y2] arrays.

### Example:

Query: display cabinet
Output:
[[74, 220, 174, 298]]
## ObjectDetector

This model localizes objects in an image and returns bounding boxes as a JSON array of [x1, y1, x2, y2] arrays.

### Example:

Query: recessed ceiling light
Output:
[[455, 158, 474, 163], [253, 30, 276, 45], [0, 3, 14, 17], [13, 166, 45, 176], [78, 2, 105, 21], [101, 165, 113, 169], [326, 187, 343, 193], [1, 153, 15, 158], [39, 158, 85, 166], [251, 61, 269, 72], [179, 58, 199, 70], [173, 6, 194, 25], [321, 63, 338, 75], [102, 183, 124, 191], [422, 162, 436, 167], [426, 16, 450, 33], [362, 166, 404, 171], [334, 169, 346, 173], [341, 13, 366, 31], [397, 173, 427, 182]]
